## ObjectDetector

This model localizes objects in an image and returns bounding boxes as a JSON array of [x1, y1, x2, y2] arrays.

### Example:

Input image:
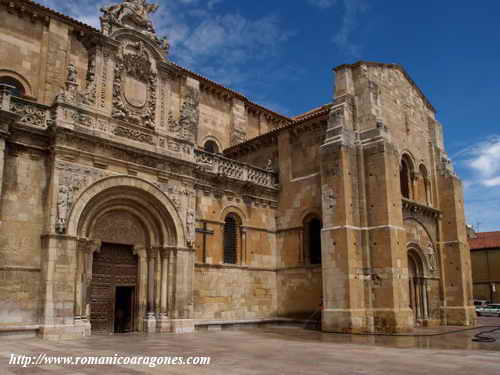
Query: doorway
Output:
[[90, 243, 138, 334], [114, 286, 135, 333]]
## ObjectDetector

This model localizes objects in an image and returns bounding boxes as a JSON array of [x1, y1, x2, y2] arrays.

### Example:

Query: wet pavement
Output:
[[1, 318, 499, 374]]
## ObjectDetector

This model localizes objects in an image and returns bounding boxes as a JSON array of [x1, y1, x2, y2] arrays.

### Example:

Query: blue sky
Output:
[[39, 0, 500, 231]]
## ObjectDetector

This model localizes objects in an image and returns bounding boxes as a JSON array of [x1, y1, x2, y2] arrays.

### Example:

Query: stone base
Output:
[[442, 306, 477, 326], [157, 316, 172, 333], [322, 309, 369, 333], [144, 316, 157, 334], [370, 308, 414, 333], [322, 308, 415, 334], [170, 319, 195, 334], [421, 319, 441, 328], [38, 322, 90, 341]]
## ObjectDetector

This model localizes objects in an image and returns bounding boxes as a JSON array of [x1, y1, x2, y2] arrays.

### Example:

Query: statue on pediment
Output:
[[101, 0, 158, 30], [100, 0, 170, 52]]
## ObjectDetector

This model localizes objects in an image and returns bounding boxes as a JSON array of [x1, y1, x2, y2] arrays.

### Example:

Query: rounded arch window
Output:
[[223, 213, 241, 264], [0, 76, 26, 97], [204, 140, 219, 154], [400, 155, 414, 200]]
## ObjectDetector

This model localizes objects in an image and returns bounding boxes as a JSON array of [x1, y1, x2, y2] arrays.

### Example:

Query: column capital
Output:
[[77, 238, 102, 254], [133, 245, 148, 258]]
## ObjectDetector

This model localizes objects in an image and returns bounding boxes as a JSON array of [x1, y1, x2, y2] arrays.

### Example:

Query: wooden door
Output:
[[90, 243, 138, 334]]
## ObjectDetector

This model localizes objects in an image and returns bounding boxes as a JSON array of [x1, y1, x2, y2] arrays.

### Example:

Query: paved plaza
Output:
[[1, 318, 500, 375]]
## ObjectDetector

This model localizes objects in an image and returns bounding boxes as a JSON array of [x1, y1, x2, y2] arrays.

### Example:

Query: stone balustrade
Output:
[[0, 84, 50, 129], [195, 149, 278, 189]]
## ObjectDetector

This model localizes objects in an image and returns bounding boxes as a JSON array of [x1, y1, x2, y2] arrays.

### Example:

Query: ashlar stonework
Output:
[[0, 0, 475, 339]]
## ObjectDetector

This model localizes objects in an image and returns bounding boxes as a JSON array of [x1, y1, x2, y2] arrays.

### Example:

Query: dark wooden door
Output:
[[90, 243, 138, 334]]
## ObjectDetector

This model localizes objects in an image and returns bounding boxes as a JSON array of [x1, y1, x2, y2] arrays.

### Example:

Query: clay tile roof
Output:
[[13, 0, 101, 33], [469, 231, 500, 250]]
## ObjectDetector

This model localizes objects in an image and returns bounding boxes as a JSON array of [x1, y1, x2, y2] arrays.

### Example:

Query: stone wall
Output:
[[277, 266, 322, 319], [194, 266, 277, 320], [0, 148, 49, 325]]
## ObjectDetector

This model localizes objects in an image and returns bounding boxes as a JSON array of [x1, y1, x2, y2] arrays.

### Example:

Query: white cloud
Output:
[[307, 0, 337, 8], [463, 136, 500, 186], [455, 135, 500, 231], [333, 0, 368, 57]]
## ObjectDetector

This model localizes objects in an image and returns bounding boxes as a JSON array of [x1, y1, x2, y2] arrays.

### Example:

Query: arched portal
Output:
[[67, 176, 187, 334], [408, 249, 429, 322]]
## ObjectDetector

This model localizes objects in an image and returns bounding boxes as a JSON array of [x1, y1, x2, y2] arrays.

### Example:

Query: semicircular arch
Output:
[[66, 176, 185, 248]]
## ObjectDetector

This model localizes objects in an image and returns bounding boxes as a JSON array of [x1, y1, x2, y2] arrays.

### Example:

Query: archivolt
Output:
[[66, 176, 185, 248]]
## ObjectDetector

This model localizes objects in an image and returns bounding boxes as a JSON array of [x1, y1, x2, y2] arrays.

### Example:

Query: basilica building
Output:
[[0, 0, 475, 339]]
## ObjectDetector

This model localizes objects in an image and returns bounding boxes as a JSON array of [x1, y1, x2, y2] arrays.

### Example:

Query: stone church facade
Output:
[[0, 0, 475, 340]]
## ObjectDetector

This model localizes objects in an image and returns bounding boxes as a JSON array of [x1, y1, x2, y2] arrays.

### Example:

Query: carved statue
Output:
[[186, 209, 195, 247], [101, 0, 158, 31], [56, 185, 71, 234], [265, 159, 273, 172], [67, 63, 78, 83], [178, 88, 199, 141]]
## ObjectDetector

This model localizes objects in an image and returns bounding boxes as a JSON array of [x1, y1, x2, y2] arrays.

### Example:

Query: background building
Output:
[[0, 0, 475, 339], [469, 231, 500, 303]]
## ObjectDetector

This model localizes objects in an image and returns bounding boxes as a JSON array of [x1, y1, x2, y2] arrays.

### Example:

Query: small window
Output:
[[223, 214, 240, 264], [304, 215, 322, 265], [0, 76, 25, 97], [204, 140, 219, 154]]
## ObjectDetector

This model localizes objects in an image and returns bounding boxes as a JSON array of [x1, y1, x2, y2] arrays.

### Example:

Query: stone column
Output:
[[155, 247, 161, 317], [144, 247, 157, 333], [134, 246, 148, 332], [158, 247, 171, 332]]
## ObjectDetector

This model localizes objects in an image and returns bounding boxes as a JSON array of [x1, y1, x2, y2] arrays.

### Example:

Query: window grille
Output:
[[224, 215, 238, 264]]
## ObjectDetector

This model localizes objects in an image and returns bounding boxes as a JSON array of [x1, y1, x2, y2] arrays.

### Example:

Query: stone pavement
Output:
[[1, 319, 500, 375]]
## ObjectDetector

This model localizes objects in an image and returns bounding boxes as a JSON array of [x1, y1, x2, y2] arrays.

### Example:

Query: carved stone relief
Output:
[[112, 40, 157, 129], [92, 211, 146, 245], [55, 161, 107, 233], [169, 86, 199, 143]]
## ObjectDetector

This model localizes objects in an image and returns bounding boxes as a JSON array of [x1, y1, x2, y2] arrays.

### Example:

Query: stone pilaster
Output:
[[362, 135, 413, 333], [437, 168, 476, 326], [320, 102, 368, 333], [170, 246, 195, 333], [39, 234, 85, 340]]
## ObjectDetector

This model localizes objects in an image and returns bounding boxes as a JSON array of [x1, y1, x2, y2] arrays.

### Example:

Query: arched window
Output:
[[223, 214, 240, 264], [400, 155, 414, 199], [0, 76, 25, 97], [204, 140, 219, 154], [304, 215, 322, 265]]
